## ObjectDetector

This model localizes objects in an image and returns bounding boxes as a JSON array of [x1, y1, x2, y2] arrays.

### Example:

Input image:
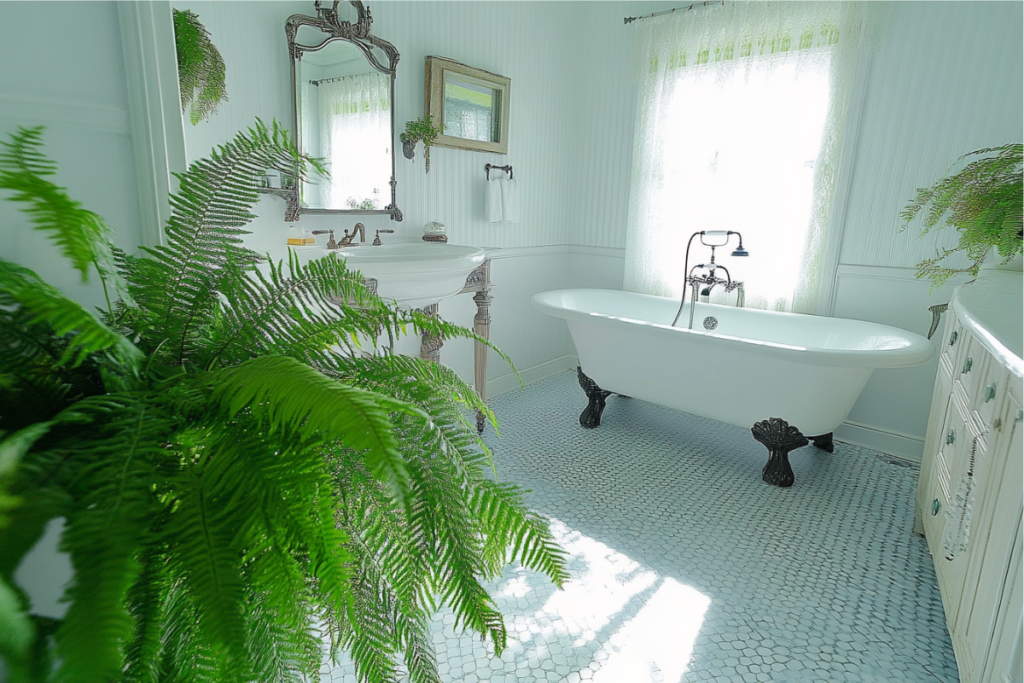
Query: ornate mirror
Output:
[[285, 1, 402, 221]]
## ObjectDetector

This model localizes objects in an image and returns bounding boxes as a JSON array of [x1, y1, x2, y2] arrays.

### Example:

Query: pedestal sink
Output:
[[333, 242, 486, 307]]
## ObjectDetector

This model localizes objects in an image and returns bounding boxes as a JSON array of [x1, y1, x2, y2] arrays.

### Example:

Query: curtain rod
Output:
[[310, 74, 361, 86], [624, 1, 725, 25]]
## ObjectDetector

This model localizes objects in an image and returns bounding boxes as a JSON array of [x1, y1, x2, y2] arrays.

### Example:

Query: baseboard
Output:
[[487, 355, 577, 398], [834, 420, 924, 463]]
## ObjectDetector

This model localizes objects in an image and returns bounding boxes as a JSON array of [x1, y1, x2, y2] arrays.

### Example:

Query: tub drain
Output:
[[703, 316, 718, 330]]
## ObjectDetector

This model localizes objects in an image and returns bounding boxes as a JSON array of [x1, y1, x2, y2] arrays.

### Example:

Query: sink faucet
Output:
[[372, 229, 395, 246], [339, 222, 366, 246]]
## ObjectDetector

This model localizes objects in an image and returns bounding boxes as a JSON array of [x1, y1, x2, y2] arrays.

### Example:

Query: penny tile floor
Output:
[[323, 371, 959, 683]]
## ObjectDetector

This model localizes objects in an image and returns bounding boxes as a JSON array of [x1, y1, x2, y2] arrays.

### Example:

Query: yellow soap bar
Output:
[[287, 237, 315, 245]]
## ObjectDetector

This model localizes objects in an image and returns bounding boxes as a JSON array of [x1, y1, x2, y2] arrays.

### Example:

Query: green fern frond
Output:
[[0, 258, 141, 369], [208, 355, 422, 508], [55, 508, 143, 682], [900, 143, 1023, 286], [204, 250, 377, 368], [127, 120, 304, 365], [0, 127, 128, 307], [174, 9, 228, 125], [0, 576, 33, 673]]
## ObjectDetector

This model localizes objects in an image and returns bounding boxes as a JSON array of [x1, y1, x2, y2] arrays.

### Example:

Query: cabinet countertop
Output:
[[952, 271, 1023, 379]]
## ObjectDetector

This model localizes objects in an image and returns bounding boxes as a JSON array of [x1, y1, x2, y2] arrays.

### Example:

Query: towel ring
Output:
[[485, 163, 513, 181]]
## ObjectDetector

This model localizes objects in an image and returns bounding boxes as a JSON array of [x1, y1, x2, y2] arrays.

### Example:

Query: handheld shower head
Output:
[[731, 244, 749, 257]]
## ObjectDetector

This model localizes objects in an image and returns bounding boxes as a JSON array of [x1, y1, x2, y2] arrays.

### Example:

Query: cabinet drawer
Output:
[[974, 362, 1008, 433], [953, 396, 1023, 683], [940, 318, 965, 378], [954, 334, 988, 407], [932, 395, 992, 631], [924, 397, 966, 551]]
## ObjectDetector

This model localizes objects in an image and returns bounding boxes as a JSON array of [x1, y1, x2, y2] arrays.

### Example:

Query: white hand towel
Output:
[[486, 179, 503, 223], [499, 178, 520, 224]]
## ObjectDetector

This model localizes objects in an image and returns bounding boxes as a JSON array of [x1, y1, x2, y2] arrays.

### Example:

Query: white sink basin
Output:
[[333, 242, 486, 307]]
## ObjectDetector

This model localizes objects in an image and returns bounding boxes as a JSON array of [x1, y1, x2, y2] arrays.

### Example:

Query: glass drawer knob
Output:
[[949, 331, 958, 346], [962, 357, 973, 374], [984, 383, 997, 402], [931, 499, 940, 516], [946, 430, 956, 445]]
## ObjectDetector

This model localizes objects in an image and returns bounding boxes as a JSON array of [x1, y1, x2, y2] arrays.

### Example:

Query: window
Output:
[[624, 2, 870, 313]]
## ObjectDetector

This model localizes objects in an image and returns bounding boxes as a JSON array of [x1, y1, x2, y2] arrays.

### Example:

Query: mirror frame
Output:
[[285, 0, 403, 221], [425, 56, 511, 155]]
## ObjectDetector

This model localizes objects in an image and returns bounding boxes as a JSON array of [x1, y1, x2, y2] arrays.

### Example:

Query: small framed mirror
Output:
[[285, 1, 402, 221], [425, 57, 510, 155]]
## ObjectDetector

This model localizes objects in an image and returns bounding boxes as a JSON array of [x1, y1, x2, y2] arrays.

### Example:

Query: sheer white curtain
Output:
[[624, 2, 872, 313], [317, 72, 390, 209]]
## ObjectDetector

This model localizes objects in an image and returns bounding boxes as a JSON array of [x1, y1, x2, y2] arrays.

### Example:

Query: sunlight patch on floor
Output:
[[495, 518, 711, 682]]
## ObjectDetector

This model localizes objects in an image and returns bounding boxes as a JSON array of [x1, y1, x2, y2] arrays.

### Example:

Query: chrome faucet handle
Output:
[[312, 229, 338, 249], [372, 229, 395, 246]]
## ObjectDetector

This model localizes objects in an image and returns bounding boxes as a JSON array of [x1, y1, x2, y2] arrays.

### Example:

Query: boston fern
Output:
[[900, 143, 1023, 287], [0, 121, 567, 683]]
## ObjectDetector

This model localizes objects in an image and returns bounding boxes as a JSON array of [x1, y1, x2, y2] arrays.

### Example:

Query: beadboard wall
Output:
[[838, 1, 1024, 271]]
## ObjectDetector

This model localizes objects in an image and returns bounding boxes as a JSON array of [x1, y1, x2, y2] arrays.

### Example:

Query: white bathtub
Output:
[[533, 289, 935, 485]]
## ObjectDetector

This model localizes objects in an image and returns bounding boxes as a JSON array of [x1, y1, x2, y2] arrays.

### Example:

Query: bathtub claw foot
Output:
[[751, 418, 809, 488], [810, 432, 834, 453], [577, 367, 611, 429]]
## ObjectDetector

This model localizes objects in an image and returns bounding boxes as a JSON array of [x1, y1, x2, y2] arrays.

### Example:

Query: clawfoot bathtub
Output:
[[533, 289, 934, 487]]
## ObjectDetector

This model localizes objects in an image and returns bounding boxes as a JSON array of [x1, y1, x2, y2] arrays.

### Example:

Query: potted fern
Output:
[[0, 121, 566, 682], [401, 115, 442, 173], [900, 143, 1023, 287]]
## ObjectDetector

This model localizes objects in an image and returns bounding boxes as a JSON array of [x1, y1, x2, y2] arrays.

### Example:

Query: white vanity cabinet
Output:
[[915, 270, 1023, 683]]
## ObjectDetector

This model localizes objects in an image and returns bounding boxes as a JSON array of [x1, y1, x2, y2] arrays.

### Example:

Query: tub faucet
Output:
[[684, 264, 733, 329], [724, 281, 745, 308], [702, 278, 745, 307], [670, 230, 749, 329]]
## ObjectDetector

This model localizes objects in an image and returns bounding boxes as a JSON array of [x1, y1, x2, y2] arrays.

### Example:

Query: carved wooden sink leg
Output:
[[810, 432, 834, 453], [751, 417, 810, 487], [577, 367, 611, 429]]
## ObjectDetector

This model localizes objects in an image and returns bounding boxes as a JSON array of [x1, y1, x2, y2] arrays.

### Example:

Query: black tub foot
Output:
[[810, 432, 834, 453], [577, 367, 611, 429], [751, 418, 810, 488]]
